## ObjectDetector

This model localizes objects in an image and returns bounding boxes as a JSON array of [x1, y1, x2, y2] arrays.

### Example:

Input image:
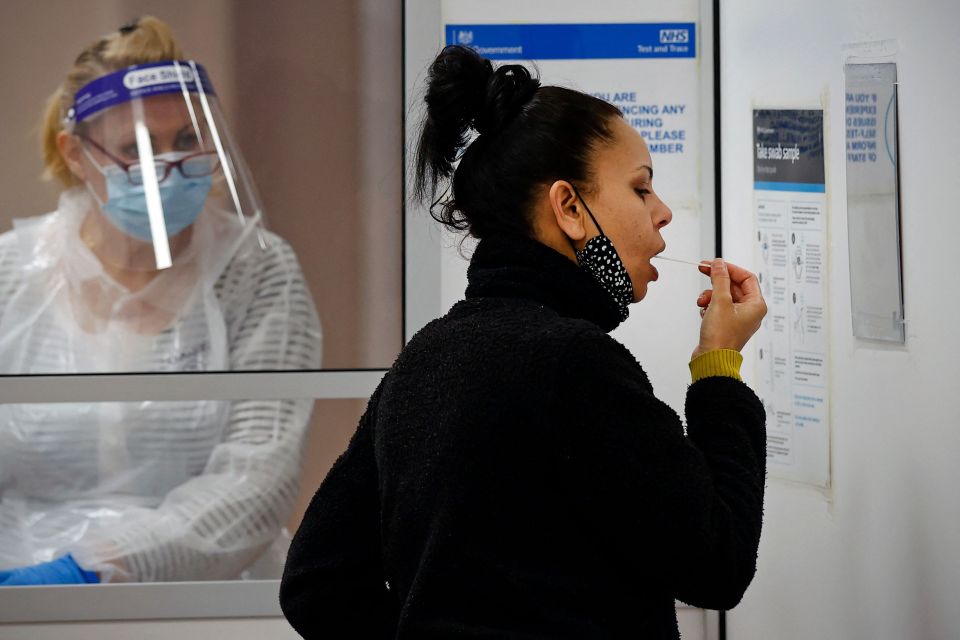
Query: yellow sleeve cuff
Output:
[[689, 349, 743, 382]]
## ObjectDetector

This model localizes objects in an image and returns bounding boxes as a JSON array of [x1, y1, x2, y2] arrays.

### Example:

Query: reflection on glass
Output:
[[0, 16, 322, 375], [844, 63, 904, 343]]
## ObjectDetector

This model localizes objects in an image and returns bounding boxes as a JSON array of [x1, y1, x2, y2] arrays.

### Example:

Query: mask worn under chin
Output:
[[570, 184, 634, 321], [84, 149, 212, 242]]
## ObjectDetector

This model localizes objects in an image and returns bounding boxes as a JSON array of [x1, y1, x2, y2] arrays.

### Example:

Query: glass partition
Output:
[[0, 0, 439, 626], [0, 0, 419, 620]]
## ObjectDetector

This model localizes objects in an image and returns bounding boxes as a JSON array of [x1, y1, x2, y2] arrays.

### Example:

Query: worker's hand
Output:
[[692, 259, 767, 360], [0, 554, 100, 586]]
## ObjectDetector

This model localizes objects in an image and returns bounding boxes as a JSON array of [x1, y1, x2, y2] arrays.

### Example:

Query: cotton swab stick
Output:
[[653, 255, 712, 267]]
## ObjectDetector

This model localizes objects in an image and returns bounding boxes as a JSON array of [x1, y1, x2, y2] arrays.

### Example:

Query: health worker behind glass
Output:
[[280, 45, 767, 639], [0, 17, 322, 585]]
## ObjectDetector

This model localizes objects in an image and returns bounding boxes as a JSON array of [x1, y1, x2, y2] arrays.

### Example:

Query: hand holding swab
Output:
[[691, 258, 768, 359]]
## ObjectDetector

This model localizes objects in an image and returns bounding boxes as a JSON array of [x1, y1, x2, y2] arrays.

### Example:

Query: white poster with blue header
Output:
[[752, 108, 830, 488], [442, 0, 701, 208]]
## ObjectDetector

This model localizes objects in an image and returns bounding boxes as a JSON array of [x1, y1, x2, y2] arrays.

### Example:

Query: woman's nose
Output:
[[655, 200, 673, 229]]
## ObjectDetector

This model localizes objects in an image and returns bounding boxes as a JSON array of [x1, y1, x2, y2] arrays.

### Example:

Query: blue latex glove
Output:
[[0, 554, 100, 586]]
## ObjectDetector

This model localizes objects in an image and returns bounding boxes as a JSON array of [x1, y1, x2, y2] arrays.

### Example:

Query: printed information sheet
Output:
[[753, 109, 830, 488], [442, 0, 701, 207]]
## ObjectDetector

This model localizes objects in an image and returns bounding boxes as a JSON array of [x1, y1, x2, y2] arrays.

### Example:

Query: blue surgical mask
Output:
[[85, 150, 212, 242]]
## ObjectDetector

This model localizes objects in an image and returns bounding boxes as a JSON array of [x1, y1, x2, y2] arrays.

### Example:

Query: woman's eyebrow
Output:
[[635, 165, 653, 180]]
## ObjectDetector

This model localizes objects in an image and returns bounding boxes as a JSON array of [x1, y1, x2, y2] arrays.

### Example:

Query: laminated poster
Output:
[[753, 108, 831, 488]]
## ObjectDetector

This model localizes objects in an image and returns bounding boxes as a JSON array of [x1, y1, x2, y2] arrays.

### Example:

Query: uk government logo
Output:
[[456, 30, 474, 45]]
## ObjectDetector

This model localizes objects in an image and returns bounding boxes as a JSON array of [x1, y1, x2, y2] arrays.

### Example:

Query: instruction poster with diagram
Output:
[[753, 109, 830, 488], [442, 0, 701, 208]]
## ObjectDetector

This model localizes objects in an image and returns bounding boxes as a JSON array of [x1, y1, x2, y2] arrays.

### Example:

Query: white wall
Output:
[[721, 1, 960, 638]]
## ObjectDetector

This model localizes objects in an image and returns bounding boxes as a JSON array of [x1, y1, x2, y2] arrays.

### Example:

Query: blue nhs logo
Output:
[[659, 29, 689, 44]]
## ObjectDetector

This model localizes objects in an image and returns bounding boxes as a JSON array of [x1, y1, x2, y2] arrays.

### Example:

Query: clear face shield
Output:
[[64, 60, 264, 271]]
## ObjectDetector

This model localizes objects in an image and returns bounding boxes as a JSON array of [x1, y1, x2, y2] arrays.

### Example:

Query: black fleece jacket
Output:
[[280, 233, 766, 639]]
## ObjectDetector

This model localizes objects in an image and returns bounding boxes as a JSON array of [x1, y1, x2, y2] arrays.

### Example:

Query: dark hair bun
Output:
[[415, 45, 539, 203], [475, 64, 540, 136]]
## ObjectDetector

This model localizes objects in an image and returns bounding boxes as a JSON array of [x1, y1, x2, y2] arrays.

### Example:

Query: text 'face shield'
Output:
[[67, 60, 264, 271]]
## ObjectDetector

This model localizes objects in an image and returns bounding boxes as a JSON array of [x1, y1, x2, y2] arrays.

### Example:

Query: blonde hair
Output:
[[41, 16, 185, 186]]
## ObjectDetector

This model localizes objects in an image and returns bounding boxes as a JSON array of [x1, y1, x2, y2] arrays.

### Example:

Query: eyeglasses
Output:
[[78, 134, 220, 186]]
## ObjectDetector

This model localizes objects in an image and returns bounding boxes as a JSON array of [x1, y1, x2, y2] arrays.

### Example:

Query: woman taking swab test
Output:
[[281, 45, 768, 639]]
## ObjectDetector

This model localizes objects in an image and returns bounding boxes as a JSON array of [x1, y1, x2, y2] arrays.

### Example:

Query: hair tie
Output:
[[473, 66, 540, 137]]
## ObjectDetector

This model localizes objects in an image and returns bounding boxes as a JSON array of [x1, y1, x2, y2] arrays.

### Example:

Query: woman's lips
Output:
[[651, 244, 666, 282]]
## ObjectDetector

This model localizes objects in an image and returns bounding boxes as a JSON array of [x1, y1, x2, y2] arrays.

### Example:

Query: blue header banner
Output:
[[71, 61, 216, 123], [445, 23, 696, 60], [754, 181, 826, 193]]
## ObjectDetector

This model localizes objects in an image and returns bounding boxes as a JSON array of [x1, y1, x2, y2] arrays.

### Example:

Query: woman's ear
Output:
[[57, 131, 88, 182], [548, 180, 586, 243]]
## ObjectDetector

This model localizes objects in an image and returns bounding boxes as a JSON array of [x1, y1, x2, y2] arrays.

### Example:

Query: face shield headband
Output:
[[64, 60, 216, 129], [569, 183, 634, 321]]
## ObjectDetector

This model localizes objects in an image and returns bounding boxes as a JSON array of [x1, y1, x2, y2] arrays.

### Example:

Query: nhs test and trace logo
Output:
[[659, 28, 689, 44]]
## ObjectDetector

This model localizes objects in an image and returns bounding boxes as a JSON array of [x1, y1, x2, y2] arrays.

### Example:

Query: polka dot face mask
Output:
[[570, 184, 634, 321]]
